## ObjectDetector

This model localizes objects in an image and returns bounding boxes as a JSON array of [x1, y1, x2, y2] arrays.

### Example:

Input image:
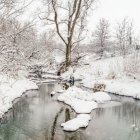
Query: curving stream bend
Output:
[[0, 83, 140, 140]]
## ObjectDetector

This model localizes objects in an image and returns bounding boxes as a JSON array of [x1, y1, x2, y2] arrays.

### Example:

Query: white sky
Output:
[[21, 0, 140, 36], [88, 0, 140, 34]]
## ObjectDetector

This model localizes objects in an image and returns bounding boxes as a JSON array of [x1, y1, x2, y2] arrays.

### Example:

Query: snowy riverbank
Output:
[[61, 114, 91, 131], [58, 86, 111, 131], [58, 54, 140, 131], [82, 78, 140, 99], [0, 79, 38, 118], [61, 54, 140, 100]]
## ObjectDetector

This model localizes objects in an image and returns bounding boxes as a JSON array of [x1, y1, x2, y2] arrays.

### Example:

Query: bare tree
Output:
[[39, 30, 57, 55], [93, 18, 110, 58], [0, 0, 39, 78], [40, 0, 96, 68], [0, 19, 38, 77], [115, 17, 133, 57]]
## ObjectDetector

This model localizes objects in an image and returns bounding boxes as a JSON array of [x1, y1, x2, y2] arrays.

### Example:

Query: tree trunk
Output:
[[66, 44, 71, 67]]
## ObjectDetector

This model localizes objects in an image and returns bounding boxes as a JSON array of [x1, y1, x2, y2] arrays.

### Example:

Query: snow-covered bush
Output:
[[124, 51, 140, 76]]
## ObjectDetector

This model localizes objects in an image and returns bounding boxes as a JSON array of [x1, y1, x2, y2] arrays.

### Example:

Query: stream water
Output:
[[0, 83, 140, 140]]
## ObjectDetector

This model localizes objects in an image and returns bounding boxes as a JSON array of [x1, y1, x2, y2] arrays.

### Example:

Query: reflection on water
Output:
[[65, 108, 70, 122], [87, 100, 140, 140], [50, 107, 63, 140], [0, 84, 140, 140]]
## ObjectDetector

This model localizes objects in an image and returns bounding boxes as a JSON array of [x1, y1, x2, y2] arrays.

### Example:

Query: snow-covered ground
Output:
[[1, 53, 139, 132], [58, 86, 112, 113], [79, 56, 140, 99], [82, 78, 140, 99], [58, 86, 111, 131], [58, 54, 140, 131], [73, 55, 124, 80], [58, 86, 98, 114], [0, 77, 38, 118], [61, 54, 140, 100], [61, 114, 91, 131]]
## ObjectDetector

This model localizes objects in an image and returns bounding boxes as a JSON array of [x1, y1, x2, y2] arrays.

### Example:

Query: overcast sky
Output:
[[22, 0, 140, 36], [88, 0, 140, 34]]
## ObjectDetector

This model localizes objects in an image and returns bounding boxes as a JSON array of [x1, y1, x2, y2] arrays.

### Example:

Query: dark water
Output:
[[0, 84, 140, 140]]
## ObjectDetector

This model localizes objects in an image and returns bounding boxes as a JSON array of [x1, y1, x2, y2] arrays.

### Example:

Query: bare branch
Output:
[[51, 0, 67, 45]]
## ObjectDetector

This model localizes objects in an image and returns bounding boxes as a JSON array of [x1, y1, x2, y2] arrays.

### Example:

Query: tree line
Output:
[[0, 0, 140, 78]]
